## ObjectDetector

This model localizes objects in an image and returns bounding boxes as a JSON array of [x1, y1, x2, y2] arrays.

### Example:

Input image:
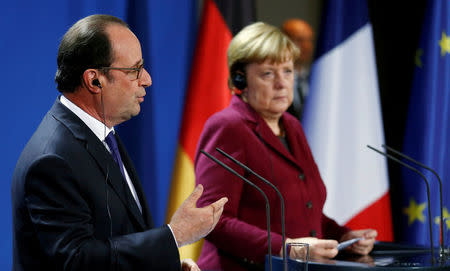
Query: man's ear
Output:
[[82, 69, 102, 93]]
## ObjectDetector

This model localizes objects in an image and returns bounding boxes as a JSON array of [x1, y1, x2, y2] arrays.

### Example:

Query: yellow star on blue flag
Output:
[[438, 31, 450, 56], [434, 207, 450, 230], [403, 198, 427, 226]]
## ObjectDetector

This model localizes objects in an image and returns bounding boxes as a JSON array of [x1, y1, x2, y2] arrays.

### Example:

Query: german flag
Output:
[[166, 0, 255, 261]]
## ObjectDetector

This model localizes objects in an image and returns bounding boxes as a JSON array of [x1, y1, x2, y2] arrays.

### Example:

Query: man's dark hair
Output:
[[55, 14, 128, 93]]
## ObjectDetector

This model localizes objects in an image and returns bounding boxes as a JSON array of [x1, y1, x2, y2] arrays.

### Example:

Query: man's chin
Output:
[[122, 107, 141, 122], [132, 106, 141, 117]]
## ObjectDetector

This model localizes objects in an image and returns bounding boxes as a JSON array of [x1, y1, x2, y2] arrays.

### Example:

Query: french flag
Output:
[[302, 0, 393, 241]]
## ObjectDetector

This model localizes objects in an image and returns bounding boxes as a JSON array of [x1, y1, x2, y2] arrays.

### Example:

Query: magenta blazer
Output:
[[195, 96, 349, 270]]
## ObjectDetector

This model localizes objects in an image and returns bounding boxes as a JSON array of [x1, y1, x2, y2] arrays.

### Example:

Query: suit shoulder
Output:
[[35, 113, 79, 152], [14, 112, 81, 175]]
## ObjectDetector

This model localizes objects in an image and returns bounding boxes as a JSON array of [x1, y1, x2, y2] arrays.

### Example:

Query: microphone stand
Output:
[[382, 144, 445, 261], [216, 147, 287, 271], [200, 150, 273, 271], [367, 145, 435, 263]]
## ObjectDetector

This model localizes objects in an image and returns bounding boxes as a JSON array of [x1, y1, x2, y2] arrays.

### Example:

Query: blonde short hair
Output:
[[228, 22, 300, 89]]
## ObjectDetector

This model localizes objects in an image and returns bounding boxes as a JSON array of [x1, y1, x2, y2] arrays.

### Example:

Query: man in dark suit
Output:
[[11, 14, 227, 271]]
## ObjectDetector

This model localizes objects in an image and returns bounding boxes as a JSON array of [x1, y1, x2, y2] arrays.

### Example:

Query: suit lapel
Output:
[[282, 116, 312, 169], [115, 133, 153, 228], [255, 118, 302, 169], [92, 137, 147, 230], [50, 98, 147, 230]]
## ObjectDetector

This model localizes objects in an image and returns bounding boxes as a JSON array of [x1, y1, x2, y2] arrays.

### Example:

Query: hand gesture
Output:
[[169, 184, 228, 247]]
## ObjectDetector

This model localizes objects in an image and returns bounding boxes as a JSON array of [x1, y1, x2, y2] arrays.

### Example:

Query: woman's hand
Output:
[[281, 237, 339, 260], [339, 229, 377, 255]]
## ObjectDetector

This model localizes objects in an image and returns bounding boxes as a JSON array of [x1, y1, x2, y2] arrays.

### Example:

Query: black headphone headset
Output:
[[94, 76, 111, 236], [93, 79, 102, 88], [231, 62, 247, 90]]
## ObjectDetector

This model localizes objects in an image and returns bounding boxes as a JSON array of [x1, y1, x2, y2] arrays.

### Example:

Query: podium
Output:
[[266, 242, 450, 271]]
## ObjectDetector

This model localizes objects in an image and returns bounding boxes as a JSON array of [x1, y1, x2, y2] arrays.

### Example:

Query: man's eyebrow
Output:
[[132, 59, 144, 67]]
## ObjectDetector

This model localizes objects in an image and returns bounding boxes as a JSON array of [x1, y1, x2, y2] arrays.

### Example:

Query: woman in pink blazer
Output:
[[194, 22, 377, 271]]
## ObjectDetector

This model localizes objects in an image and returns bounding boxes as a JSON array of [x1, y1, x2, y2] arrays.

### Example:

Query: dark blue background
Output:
[[1, 1, 197, 268]]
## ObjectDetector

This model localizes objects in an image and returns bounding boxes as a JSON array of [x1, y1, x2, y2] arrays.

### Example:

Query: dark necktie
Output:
[[104, 131, 126, 179], [104, 131, 143, 213]]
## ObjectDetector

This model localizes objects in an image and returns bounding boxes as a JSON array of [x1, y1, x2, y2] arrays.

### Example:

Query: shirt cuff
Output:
[[167, 224, 179, 247]]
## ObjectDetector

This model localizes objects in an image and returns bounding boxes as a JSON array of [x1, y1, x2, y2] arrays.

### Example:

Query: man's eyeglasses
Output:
[[99, 61, 144, 80]]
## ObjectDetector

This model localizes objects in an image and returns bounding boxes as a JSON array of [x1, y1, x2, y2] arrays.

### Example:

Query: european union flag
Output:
[[401, 0, 449, 247]]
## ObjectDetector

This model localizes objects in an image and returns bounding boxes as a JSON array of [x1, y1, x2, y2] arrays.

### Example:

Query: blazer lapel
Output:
[[115, 133, 153, 228], [255, 118, 302, 169], [50, 98, 147, 230], [282, 115, 312, 169], [94, 138, 147, 231], [232, 96, 303, 170]]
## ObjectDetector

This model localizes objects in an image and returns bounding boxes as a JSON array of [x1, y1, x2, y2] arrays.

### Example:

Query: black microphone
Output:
[[200, 150, 273, 271], [215, 147, 287, 271], [367, 145, 435, 263], [382, 144, 445, 260]]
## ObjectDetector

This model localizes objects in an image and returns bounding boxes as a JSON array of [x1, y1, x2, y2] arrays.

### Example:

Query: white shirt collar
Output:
[[60, 95, 114, 141]]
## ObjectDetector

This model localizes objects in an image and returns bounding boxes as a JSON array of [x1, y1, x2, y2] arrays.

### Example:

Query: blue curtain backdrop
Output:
[[400, 0, 449, 246], [0, 0, 197, 269]]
